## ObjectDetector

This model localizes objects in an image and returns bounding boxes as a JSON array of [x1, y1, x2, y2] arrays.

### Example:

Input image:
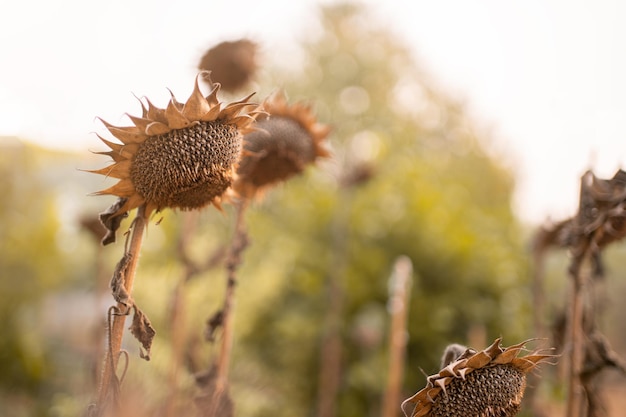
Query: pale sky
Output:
[[2, 0, 626, 225]]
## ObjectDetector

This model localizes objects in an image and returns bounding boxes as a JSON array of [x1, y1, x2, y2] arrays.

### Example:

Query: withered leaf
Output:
[[205, 310, 224, 342], [99, 197, 129, 245], [110, 253, 132, 307], [129, 304, 156, 361]]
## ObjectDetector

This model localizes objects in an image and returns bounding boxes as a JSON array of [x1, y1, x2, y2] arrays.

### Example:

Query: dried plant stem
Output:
[[531, 247, 547, 341], [528, 246, 548, 415], [165, 280, 187, 416], [565, 248, 589, 417], [315, 188, 351, 417], [96, 204, 147, 411], [382, 256, 413, 417], [165, 211, 199, 417], [209, 199, 249, 414], [93, 241, 108, 386], [316, 275, 344, 417]]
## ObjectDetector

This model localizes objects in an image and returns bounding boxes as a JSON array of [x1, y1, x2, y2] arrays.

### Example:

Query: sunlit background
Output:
[[2, 1, 626, 416], [3, 0, 626, 224]]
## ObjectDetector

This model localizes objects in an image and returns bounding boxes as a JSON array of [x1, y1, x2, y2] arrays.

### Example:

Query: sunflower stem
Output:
[[165, 211, 199, 417], [382, 256, 413, 417], [209, 199, 249, 415], [315, 192, 349, 417], [565, 257, 587, 417], [95, 205, 147, 414]]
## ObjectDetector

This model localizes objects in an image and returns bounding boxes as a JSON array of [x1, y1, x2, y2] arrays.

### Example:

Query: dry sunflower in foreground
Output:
[[233, 91, 331, 199], [89, 73, 262, 244], [401, 338, 556, 417]]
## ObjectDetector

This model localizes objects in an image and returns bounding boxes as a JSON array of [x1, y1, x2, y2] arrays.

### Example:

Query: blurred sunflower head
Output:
[[401, 338, 555, 417], [233, 91, 331, 199], [89, 73, 261, 243], [198, 39, 258, 93]]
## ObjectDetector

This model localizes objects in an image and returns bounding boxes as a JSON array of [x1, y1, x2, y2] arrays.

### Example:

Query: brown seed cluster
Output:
[[236, 117, 315, 187], [89, 75, 332, 244], [89, 74, 261, 243], [429, 364, 525, 417], [401, 338, 555, 417], [130, 121, 240, 210], [234, 91, 330, 199]]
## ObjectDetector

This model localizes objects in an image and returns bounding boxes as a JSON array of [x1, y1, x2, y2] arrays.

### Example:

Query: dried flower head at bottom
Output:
[[401, 338, 555, 417]]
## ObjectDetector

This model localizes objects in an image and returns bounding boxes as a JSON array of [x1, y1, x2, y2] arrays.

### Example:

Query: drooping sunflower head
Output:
[[89, 73, 261, 244], [401, 338, 556, 417], [198, 39, 258, 93], [233, 91, 331, 199]]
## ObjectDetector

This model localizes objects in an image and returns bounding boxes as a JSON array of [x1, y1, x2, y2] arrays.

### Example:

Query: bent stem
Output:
[[165, 211, 198, 417], [566, 258, 587, 417], [210, 198, 249, 414], [96, 204, 148, 413]]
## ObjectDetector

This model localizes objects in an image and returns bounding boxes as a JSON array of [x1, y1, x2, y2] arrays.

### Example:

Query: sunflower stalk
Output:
[[558, 170, 626, 417], [382, 256, 413, 417], [565, 250, 588, 417], [94, 204, 148, 414], [315, 182, 351, 417], [166, 212, 229, 417], [79, 217, 111, 388], [164, 211, 199, 417], [204, 199, 249, 417]]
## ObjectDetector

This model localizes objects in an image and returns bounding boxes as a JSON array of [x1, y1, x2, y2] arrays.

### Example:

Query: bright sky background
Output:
[[2, 0, 626, 225]]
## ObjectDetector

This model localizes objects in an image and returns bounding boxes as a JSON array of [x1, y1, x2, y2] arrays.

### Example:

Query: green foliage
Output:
[[0, 140, 67, 413]]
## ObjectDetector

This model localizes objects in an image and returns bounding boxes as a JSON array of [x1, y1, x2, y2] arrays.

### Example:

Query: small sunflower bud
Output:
[[198, 39, 258, 93]]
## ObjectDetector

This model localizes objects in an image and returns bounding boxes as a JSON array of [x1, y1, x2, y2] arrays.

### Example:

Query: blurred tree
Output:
[[231, 3, 530, 417], [0, 139, 69, 415]]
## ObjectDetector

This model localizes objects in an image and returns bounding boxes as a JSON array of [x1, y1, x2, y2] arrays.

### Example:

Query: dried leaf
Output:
[[129, 305, 156, 361], [99, 198, 129, 245], [205, 310, 224, 342], [110, 253, 131, 307]]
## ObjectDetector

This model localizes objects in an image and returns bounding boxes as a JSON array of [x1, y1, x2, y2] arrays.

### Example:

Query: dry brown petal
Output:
[[110, 253, 132, 306], [129, 304, 156, 361], [99, 198, 129, 245]]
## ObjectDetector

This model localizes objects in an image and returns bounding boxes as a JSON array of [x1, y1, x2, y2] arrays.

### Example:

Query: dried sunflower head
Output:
[[401, 338, 556, 417], [233, 91, 331, 199], [198, 39, 258, 93], [89, 74, 261, 244]]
